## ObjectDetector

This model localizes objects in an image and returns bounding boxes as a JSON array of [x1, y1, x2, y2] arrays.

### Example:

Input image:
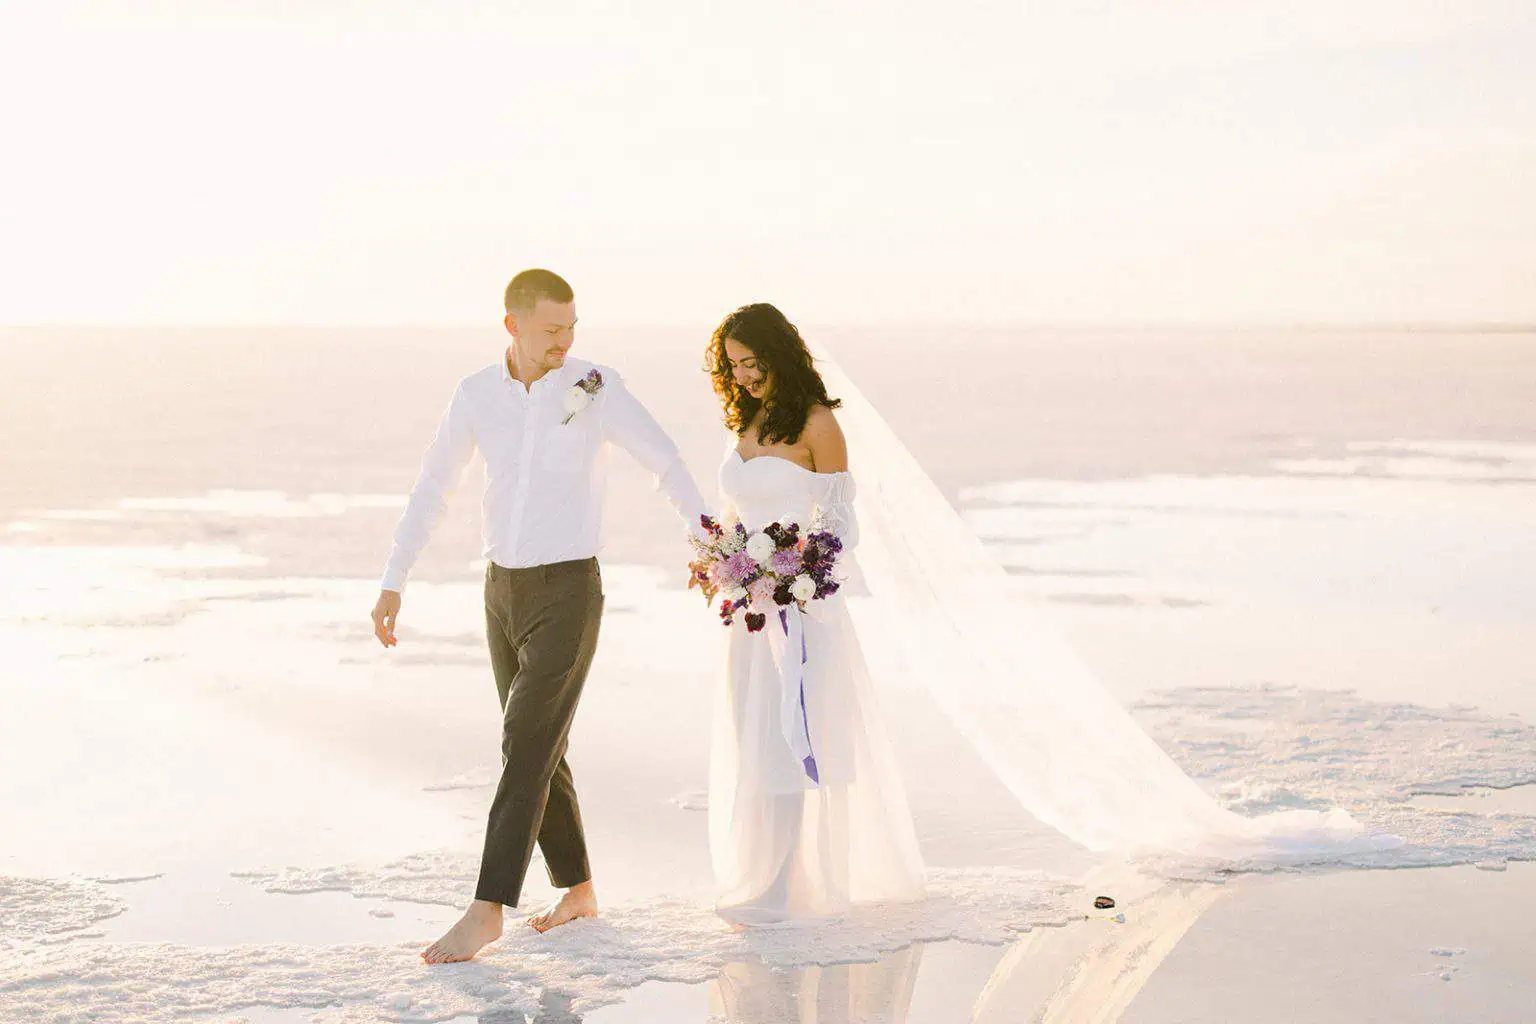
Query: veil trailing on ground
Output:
[[811, 346, 1376, 862]]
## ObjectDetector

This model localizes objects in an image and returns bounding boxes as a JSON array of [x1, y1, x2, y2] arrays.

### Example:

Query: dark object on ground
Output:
[[1093, 896, 1116, 910]]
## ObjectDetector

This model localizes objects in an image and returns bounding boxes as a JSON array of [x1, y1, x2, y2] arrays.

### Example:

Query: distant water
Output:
[[2, 325, 1532, 579]]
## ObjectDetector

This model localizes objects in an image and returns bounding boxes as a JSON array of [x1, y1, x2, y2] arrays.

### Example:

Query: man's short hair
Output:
[[504, 269, 574, 314]]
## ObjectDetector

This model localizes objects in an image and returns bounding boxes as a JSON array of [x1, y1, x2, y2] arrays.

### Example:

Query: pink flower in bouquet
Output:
[[704, 559, 730, 590], [748, 575, 777, 608], [769, 547, 802, 576], [720, 550, 758, 588]]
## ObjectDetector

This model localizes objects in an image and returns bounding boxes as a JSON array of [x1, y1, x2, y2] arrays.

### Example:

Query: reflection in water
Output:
[[478, 989, 584, 1023], [974, 882, 1225, 1023], [709, 944, 924, 1023], [469, 946, 927, 1024], [477, 883, 1223, 1023]]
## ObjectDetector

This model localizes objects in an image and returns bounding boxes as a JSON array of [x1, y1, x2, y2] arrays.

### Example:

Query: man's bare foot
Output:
[[527, 881, 599, 933], [422, 900, 503, 964]]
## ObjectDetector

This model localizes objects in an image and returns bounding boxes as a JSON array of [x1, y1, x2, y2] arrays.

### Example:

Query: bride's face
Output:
[[724, 337, 771, 402]]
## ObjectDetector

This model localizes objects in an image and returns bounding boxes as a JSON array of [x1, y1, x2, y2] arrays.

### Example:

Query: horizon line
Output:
[[4, 320, 1535, 334]]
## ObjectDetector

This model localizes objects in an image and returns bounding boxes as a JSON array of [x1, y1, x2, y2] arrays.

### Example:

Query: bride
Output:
[[699, 303, 1376, 928], [704, 303, 926, 925]]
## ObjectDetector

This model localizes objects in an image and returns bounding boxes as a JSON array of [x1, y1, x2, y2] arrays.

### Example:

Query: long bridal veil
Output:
[[812, 347, 1379, 863]]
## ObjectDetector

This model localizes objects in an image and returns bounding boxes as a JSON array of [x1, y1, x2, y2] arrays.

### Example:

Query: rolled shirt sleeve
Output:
[[600, 370, 709, 533], [380, 381, 478, 592]]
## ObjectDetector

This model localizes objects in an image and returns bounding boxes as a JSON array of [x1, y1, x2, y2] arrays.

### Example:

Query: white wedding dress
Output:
[[706, 351, 1386, 928], [709, 449, 927, 926]]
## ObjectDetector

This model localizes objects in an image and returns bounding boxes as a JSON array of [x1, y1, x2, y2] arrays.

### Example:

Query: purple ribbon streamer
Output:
[[779, 608, 819, 784]]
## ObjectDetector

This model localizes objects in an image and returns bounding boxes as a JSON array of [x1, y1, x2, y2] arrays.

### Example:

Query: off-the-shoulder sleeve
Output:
[[813, 471, 859, 549]]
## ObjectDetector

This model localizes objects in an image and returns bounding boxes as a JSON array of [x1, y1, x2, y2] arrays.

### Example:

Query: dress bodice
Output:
[[719, 450, 847, 530]]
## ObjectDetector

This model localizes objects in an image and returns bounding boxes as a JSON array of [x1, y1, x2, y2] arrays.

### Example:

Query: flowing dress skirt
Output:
[[709, 594, 926, 925]]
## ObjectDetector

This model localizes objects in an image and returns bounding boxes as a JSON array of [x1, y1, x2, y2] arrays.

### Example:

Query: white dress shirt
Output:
[[381, 355, 706, 592]]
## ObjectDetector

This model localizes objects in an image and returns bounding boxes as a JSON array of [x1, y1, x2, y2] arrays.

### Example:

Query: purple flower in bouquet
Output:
[[806, 529, 842, 558], [768, 548, 802, 576], [764, 521, 800, 548], [720, 550, 758, 588]]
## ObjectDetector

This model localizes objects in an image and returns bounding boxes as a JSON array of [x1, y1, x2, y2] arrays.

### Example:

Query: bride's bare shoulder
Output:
[[804, 402, 843, 430], [803, 404, 848, 472]]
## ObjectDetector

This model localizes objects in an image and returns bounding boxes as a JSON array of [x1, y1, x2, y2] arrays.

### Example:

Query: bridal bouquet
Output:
[[687, 515, 844, 631]]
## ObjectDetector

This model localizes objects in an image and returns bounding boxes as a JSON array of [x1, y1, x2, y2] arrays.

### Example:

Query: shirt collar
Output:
[[501, 351, 571, 393]]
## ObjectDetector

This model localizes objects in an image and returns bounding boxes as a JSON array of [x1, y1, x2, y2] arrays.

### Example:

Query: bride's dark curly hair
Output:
[[706, 303, 841, 446]]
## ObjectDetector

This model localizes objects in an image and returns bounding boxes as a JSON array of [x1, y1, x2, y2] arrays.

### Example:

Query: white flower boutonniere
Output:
[[561, 369, 604, 425]]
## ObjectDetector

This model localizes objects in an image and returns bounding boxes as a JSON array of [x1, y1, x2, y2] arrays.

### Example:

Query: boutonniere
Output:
[[561, 369, 604, 425]]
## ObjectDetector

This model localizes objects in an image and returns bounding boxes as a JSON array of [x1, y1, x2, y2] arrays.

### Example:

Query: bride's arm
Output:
[[803, 406, 858, 547]]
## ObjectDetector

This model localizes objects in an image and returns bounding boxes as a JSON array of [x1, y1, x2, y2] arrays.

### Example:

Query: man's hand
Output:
[[372, 589, 402, 647]]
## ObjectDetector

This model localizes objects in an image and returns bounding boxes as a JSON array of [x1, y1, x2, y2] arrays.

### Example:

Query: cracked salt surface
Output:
[[2, 867, 1074, 1021], [0, 877, 127, 950], [1132, 686, 1536, 872]]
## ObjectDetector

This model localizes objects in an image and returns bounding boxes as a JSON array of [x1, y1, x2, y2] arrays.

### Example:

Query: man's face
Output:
[[507, 299, 578, 373], [724, 336, 770, 401]]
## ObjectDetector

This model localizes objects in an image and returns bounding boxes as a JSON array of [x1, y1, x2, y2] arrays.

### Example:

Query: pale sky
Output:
[[2, 1, 1533, 326]]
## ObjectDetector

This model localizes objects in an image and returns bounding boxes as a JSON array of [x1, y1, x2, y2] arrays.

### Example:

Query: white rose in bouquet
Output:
[[745, 532, 776, 563], [789, 575, 817, 603]]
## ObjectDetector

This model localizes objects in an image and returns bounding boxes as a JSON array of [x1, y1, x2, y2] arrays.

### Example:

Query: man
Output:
[[371, 269, 707, 963]]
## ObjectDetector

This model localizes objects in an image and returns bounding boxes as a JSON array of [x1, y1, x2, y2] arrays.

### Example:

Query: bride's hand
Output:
[[372, 590, 401, 647]]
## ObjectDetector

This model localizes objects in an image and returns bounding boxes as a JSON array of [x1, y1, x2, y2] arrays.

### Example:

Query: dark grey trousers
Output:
[[475, 557, 604, 907]]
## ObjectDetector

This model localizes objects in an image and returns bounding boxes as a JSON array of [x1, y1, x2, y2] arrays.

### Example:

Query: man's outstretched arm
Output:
[[599, 369, 709, 533], [373, 381, 477, 646]]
